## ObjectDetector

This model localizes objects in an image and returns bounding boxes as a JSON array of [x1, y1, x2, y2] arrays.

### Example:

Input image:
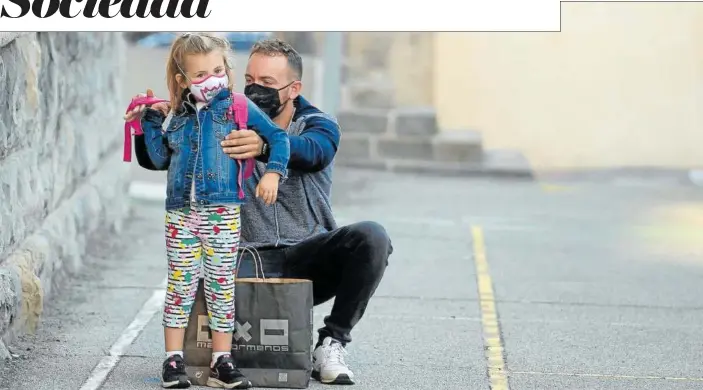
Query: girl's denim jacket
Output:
[[140, 89, 290, 210]]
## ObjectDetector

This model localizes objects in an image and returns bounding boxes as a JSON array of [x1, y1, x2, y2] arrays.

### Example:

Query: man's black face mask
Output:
[[244, 82, 294, 119]]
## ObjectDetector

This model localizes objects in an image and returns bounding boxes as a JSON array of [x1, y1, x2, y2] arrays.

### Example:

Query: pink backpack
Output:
[[226, 92, 256, 182], [123, 95, 168, 162], [123, 92, 255, 199], [227, 93, 255, 199]]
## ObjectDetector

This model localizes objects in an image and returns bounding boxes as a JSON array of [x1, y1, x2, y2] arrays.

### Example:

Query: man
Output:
[[222, 39, 393, 385], [133, 39, 392, 385]]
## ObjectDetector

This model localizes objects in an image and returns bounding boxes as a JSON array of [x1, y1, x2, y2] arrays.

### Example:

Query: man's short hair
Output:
[[250, 38, 303, 81]]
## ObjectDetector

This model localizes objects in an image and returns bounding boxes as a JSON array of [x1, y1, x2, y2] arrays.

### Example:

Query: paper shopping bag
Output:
[[183, 278, 213, 386], [231, 277, 314, 388], [182, 274, 314, 388]]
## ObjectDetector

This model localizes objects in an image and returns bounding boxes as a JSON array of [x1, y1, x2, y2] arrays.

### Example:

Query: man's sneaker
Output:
[[312, 337, 355, 385], [206, 354, 252, 389], [162, 354, 191, 389]]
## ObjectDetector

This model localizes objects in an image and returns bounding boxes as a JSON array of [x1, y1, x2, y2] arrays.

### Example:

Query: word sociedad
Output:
[[0, 0, 211, 18]]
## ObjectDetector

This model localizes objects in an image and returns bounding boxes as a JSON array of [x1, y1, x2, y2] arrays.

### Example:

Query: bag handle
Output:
[[235, 246, 266, 281]]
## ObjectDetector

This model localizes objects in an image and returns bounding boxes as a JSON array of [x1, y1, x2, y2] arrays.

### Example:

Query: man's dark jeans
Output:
[[236, 221, 393, 346]]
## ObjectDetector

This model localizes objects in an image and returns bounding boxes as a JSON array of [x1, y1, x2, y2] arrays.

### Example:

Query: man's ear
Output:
[[290, 80, 303, 99]]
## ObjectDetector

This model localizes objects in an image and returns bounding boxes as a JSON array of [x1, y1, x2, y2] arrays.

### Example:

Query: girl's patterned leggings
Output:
[[163, 204, 240, 333]]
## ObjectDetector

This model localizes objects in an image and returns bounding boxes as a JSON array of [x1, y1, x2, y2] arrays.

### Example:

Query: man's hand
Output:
[[123, 89, 170, 121], [221, 130, 264, 160], [255, 172, 280, 205]]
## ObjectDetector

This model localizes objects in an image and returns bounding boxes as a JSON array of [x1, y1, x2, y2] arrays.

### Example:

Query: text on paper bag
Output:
[[195, 315, 290, 352]]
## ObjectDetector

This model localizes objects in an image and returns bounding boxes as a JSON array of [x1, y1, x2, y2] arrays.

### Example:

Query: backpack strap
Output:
[[231, 92, 248, 130], [229, 93, 255, 198]]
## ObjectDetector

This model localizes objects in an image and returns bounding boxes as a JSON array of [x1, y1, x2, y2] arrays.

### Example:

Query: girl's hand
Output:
[[255, 172, 281, 206], [123, 89, 170, 121]]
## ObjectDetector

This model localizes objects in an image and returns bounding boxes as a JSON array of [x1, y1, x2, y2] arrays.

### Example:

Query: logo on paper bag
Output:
[[196, 315, 289, 352], [195, 315, 212, 348], [233, 319, 290, 353], [233, 321, 252, 342]]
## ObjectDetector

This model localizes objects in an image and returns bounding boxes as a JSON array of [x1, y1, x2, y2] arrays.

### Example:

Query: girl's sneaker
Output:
[[162, 354, 191, 388], [206, 354, 252, 389]]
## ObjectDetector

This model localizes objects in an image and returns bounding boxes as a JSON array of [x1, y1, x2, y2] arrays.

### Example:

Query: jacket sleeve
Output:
[[246, 98, 290, 177], [133, 134, 162, 171], [138, 108, 171, 170], [256, 113, 340, 173]]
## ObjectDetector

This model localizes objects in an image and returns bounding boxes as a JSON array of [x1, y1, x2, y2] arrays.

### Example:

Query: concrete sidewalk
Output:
[[4, 168, 703, 390]]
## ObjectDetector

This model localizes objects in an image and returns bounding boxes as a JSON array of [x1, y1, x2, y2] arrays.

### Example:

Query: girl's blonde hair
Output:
[[165, 32, 235, 112]]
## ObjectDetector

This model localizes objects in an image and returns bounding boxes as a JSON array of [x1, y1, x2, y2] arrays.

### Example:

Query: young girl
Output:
[[125, 33, 290, 389]]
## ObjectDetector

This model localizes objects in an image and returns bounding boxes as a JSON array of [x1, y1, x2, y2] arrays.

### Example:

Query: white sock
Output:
[[211, 351, 231, 366], [166, 351, 183, 359]]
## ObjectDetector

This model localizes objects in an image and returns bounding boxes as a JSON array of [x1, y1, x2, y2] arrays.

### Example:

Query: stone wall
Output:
[[336, 107, 532, 178], [0, 33, 129, 355]]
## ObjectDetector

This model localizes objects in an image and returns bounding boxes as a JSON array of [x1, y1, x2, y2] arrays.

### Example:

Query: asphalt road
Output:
[[3, 168, 703, 390]]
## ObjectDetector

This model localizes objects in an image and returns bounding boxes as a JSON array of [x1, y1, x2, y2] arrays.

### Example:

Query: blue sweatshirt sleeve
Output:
[[255, 112, 339, 173], [140, 108, 171, 170], [245, 98, 290, 177], [288, 114, 339, 172]]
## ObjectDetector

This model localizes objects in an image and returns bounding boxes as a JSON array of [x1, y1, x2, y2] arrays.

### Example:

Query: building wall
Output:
[[0, 33, 128, 349], [433, 2, 703, 169], [343, 32, 434, 108]]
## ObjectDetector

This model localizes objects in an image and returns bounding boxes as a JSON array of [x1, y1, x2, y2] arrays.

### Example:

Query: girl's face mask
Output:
[[188, 74, 229, 103]]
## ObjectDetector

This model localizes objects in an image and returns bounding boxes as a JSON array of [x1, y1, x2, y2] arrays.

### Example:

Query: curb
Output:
[[334, 154, 534, 180], [535, 167, 703, 187], [129, 181, 166, 201]]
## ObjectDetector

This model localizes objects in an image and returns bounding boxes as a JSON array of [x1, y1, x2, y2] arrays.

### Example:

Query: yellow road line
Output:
[[511, 370, 703, 382], [471, 226, 509, 390], [540, 183, 573, 193]]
